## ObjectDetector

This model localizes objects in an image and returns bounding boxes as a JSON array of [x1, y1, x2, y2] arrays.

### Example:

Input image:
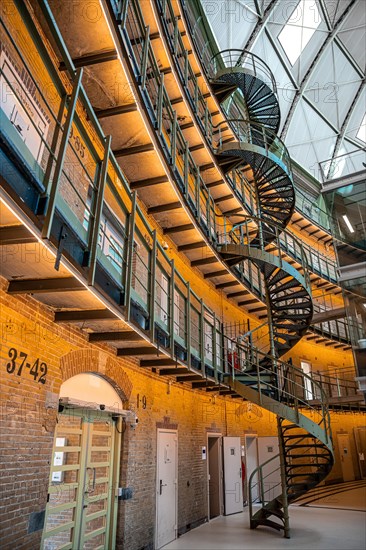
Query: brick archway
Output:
[[60, 349, 133, 403]]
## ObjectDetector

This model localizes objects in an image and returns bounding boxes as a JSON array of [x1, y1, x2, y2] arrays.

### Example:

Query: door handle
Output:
[[159, 479, 167, 495], [85, 467, 96, 493]]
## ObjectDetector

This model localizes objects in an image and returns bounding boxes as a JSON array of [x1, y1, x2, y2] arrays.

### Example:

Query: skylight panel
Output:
[[356, 113, 366, 143], [278, 0, 322, 65]]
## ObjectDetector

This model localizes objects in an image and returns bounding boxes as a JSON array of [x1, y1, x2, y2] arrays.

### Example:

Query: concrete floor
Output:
[[165, 482, 366, 550]]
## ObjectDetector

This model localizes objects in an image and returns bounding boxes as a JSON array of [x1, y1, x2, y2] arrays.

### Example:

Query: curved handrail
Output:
[[209, 49, 277, 94], [214, 119, 292, 174], [222, 215, 310, 277]]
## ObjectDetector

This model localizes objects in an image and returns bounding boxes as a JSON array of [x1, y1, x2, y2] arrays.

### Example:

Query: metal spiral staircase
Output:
[[225, 352, 334, 537], [209, 50, 281, 133], [208, 50, 334, 536]]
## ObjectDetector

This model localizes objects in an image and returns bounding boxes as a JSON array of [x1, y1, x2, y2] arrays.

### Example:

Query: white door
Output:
[[156, 430, 177, 549], [337, 433, 355, 482], [257, 436, 281, 503], [244, 435, 259, 503], [223, 437, 242, 515]]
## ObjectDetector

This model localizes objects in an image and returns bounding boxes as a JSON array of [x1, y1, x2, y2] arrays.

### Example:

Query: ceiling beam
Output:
[[206, 180, 224, 189], [227, 290, 250, 298], [215, 194, 234, 203], [176, 374, 202, 382], [130, 31, 161, 46], [0, 225, 37, 245], [113, 143, 154, 157], [94, 103, 137, 119], [55, 309, 116, 322], [191, 380, 216, 389], [88, 331, 143, 342], [7, 277, 84, 294], [140, 358, 177, 368], [59, 49, 117, 70], [203, 269, 227, 279], [189, 143, 204, 152], [117, 347, 157, 356], [148, 202, 181, 214], [159, 368, 190, 376], [223, 207, 243, 216], [200, 162, 215, 172], [238, 299, 259, 306], [191, 257, 218, 267], [248, 306, 267, 312], [163, 223, 194, 234], [130, 175, 168, 189], [178, 241, 206, 252], [215, 281, 240, 290]]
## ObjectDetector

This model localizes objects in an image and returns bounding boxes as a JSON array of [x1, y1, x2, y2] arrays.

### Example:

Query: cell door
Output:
[[41, 409, 121, 550], [208, 436, 223, 519], [156, 430, 177, 550], [244, 435, 259, 503], [223, 437, 242, 515], [337, 433, 355, 482]]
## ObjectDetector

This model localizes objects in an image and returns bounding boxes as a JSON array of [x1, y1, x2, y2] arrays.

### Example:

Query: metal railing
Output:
[[214, 119, 292, 173], [209, 49, 277, 94], [311, 368, 360, 402]]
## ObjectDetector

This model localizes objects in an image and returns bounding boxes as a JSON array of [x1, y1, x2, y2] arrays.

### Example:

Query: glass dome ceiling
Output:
[[202, 0, 366, 183]]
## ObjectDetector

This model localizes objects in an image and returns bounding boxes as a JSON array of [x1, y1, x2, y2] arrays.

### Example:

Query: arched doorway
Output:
[[41, 373, 127, 550]]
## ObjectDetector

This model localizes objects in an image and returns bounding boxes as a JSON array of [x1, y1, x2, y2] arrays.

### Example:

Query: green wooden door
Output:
[[41, 408, 121, 550]]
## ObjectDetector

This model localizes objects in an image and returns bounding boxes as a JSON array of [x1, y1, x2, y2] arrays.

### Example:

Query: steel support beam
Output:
[[191, 257, 218, 267], [140, 358, 177, 368], [59, 49, 117, 71], [178, 241, 206, 252], [163, 224, 194, 234], [148, 202, 181, 214], [216, 281, 240, 290], [95, 103, 137, 119], [54, 309, 116, 322], [204, 270, 227, 279], [0, 225, 37, 245], [7, 277, 84, 294], [113, 143, 154, 157], [88, 331, 143, 342], [130, 176, 168, 189], [117, 347, 157, 356]]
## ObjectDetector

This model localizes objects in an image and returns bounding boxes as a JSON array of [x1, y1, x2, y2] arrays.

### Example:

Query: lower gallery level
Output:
[[0, 277, 365, 549]]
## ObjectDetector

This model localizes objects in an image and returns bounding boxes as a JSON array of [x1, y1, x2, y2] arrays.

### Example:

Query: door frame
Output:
[[222, 436, 243, 515], [207, 433, 223, 520], [41, 406, 122, 550], [155, 428, 178, 550], [337, 431, 355, 482], [244, 433, 259, 505]]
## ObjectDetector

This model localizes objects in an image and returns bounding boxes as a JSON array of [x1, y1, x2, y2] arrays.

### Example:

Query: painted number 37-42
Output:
[[6, 348, 47, 384]]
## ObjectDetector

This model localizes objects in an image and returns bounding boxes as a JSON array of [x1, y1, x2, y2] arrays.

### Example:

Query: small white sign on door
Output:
[[52, 437, 66, 482]]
